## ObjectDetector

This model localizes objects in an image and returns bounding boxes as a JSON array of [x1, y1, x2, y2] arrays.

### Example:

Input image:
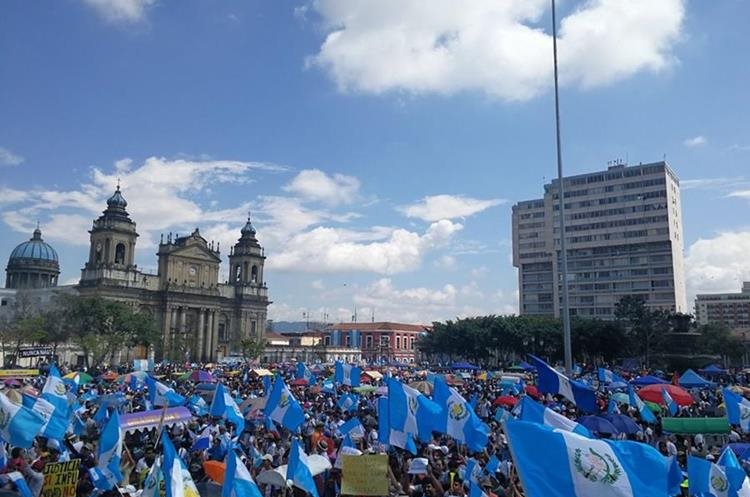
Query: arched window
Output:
[[115, 243, 126, 264], [251, 265, 258, 283], [234, 265, 241, 281]]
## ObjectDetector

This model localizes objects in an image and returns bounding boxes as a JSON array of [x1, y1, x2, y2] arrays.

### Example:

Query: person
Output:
[[207, 437, 227, 462]]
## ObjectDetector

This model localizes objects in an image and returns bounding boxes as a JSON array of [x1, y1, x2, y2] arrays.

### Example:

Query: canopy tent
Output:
[[700, 364, 728, 375], [251, 368, 274, 377], [364, 370, 383, 380], [630, 375, 668, 386], [119, 407, 192, 435], [579, 416, 618, 435], [451, 362, 480, 371], [661, 416, 729, 434], [678, 369, 714, 388]]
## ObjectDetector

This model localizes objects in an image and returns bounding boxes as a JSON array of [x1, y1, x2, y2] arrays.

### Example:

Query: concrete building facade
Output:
[[512, 161, 686, 319], [695, 282, 750, 333], [322, 322, 431, 364]]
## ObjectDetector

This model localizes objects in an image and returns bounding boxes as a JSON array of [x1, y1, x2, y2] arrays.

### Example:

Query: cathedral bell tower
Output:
[[228, 213, 265, 289], [80, 185, 139, 284]]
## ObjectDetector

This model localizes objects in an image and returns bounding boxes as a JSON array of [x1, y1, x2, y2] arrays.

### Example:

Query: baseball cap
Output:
[[408, 458, 429, 475]]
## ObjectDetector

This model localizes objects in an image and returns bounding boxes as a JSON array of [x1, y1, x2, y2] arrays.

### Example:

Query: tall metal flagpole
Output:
[[551, 0, 573, 375]]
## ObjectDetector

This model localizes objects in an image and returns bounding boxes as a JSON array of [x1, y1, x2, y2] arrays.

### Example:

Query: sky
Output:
[[1, 0, 749, 325]]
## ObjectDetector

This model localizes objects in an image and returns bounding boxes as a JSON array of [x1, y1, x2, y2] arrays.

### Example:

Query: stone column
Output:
[[178, 307, 187, 360], [162, 305, 171, 357], [211, 311, 220, 361], [205, 311, 214, 361], [197, 309, 206, 363]]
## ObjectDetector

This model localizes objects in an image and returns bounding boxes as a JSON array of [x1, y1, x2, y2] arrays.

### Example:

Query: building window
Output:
[[218, 323, 226, 341], [366, 335, 372, 348], [396, 336, 401, 349], [115, 243, 126, 264], [411, 337, 415, 350], [250, 320, 257, 337], [251, 265, 258, 283], [324, 336, 330, 346]]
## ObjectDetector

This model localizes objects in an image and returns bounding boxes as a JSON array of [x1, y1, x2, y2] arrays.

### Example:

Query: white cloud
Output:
[[283, 169, 360, 205], [681, 177, 744, 191], [0, 146, 24, 166], [399, 194, 504, 222], [0, 187, 30, 205], [309, 0, 684, 101], [434, 255, 457, 270], [684, 231, 750, 301], [729, 190, 750, 200], [269, 219, 462, 275], [684, 135, 707, 148], [81, 0, 157, 23]]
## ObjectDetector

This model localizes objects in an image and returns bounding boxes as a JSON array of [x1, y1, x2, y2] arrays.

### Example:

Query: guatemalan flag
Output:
[[387, 378, 442, 442], [295, 363, 315, 383], [287, 439, 320, 497], [191, 426, 212, 452], [223, 450, 263, 497], [661, 388, 678, 417], [518, 397, 592, 438], [378, 396, 416, 454], [598, 368, 627, 388], [146, 376, 186, 408], [338, 393, 359, 413], [433, 376, 489, 452], [339, 417, 366, 439], [21, 393, 68, 441], [718, 447, 750, 497], [6, 472, 33, 497], [163, 433, 200, 497], [97, 410, 123, 488], [529, 355, 597, 413], [141, 458, 163, 497], [506, 420, 670, 497], [210, 384, 245, 435], [723, 388, 750, 433], [627, 385, 657, 424], [335, 361, 361, 387], [688, 455, 746, 497], [42, 365, 70, 411], [264, 377, 304, 431], [0, 392, 45, 448]]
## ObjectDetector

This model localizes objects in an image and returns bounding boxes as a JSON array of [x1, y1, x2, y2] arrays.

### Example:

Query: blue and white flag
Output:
[[608, 398, 620, 415], [0, 392, 45, 448], [628, 385, 657, 424], [0, 441, 6, 471], [717, 448, 750, 497], [295, 363, 315, 383], [210, 384, 245, 435], [21, 393, 68, 441], [661, 388, 678, 417], [387, 378, 442, 443], [223, 450, 263, 497], [688, 455, 746, 497], [163, 433, 200, 497], [598, 368, 627, 388], [469, 481, 488, 497], [506, 419, 670, 497], [518, 397, 592, 438], [529, 355, 596, 413], [338, 393, 359, 413], [146, 377, 185, 407], [264, 377, 304, 432], [7, 471, 33, 497], [339, 417, 366, 439], [723, 388, 750, 433], [335, 361, 361, 387], [133, 359, 153, 372], [262, 375, 272, 395], [377, 397, 416, 454], [141, 458, 163, 497], [495, 408, 512, 423], [188, 395, 209, 416], [287, 439, 320, 497], [485, 455, 500, 476], [42, 365, 70, 411], [97, 410, 123, 489], [433, 376, 489, 452], [191, 426, 212, 452]]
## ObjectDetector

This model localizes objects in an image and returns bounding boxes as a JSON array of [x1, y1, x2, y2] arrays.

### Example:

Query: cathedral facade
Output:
[[3, 186, 270, 363]]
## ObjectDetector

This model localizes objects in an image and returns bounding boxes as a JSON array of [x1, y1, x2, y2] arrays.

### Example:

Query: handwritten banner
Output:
[[42, 460, 80, 497], [0, 369, 40, 378], [341, 454, 388, 496]]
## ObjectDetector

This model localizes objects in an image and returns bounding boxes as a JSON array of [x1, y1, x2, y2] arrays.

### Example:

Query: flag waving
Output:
[[387, 378, 442, 442], [518, 397, 592, 438], [335, 361, 361, 387], [210, 384, 245, 434], [264, 376, 304, 432], [628, 385, 657, 424], [146, 377, 185, 408], [528, 355, 596, 413], [97, 410, 123, 489], [433, 376, 489, 452], [287, 439, 320, 497], [661, 388, 678, 417], [0, 392, 45, 448], [223, 450, 263, 497]]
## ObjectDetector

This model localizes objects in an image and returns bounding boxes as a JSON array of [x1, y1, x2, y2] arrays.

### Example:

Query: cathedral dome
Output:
[[240, 216, 257, 236], [8, 228, 58, 263], [106, 185, 128, 209]]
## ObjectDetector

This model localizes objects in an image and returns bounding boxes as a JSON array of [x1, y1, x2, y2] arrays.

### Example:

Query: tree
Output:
[[614, 295, 667, 367], [239, 337, 267, 361]]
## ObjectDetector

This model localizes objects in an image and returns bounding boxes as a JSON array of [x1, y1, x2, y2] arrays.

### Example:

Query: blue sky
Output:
[[1, 0, 749, 323]]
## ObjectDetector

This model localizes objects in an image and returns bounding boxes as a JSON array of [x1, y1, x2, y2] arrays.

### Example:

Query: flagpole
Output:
[[551, 0, 573, 375]]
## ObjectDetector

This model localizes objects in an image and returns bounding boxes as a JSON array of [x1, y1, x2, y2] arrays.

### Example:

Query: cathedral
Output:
[[3, 186, 270, 363]]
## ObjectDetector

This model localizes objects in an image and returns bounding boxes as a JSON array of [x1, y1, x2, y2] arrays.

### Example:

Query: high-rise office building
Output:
[[695, 282, 750, 332], [511, 161, 686, 319]]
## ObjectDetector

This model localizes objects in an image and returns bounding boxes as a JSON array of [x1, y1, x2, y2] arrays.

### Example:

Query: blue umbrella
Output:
[[603, 413, 642, 435], [579, 416, 619, 436], [630, 375, 668, 386]]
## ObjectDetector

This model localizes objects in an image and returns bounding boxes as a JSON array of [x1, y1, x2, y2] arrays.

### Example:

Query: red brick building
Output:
[[322, 322, 431, 364]]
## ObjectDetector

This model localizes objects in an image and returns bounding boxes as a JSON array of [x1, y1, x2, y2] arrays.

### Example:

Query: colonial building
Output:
[[3, 186, 271, 364], [322, 322, 431, 364]]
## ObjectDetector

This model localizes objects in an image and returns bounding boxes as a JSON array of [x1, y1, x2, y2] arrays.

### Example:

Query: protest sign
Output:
[[341, 454, 388, 496]]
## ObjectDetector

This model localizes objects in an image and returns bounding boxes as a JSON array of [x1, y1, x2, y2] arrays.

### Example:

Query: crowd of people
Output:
[[0, 359, 749, 497]]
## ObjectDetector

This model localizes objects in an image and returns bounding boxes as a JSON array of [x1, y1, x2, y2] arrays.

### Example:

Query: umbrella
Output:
[[579, 416, 619, 435], [256, 469, 288, 488], [291, 378, 309, 387], [203, 461, 226, 484], [444, 374, 464, 386], [603, 414, 642, 435], [190, 370, 214, 383], [644, 401, 662, 413], [100, 371, 119, 381], [117, 371, 148, 384], [409, 381, 434, 395], [493, 396, 518, 407], [524, 385, 540, 399], [611, 392, 630, 404], [63, 372, 93, 384], [353, 385, 377, 394], [638, 384, 693, 406], [3, 379, 21, 388], [630, 375, 668, 386]]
